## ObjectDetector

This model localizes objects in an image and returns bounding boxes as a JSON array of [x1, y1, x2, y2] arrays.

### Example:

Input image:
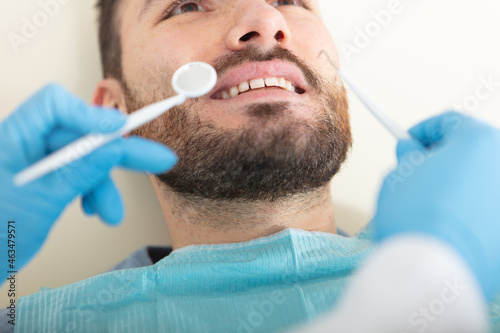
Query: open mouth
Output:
[[211, 77, 307, 100]]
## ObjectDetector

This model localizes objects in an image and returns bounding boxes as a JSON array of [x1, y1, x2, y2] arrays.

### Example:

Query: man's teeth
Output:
[[221, 78, 296, 99]]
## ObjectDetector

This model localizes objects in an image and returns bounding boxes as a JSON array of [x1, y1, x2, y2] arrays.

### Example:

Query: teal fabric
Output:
[[14, 228, 500, 332], [490, 293, 500, 332], [15, 229, 372, 332]]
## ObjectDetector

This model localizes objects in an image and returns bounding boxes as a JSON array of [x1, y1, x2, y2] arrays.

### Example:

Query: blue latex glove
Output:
[[374, 111, 500, 301], [0, 84, 177, 279]]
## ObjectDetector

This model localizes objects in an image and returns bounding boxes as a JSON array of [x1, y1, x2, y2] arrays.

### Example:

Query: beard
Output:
[[123, 46, 351, 203]]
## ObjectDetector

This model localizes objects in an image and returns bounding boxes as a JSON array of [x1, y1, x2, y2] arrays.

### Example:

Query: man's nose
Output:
[[226, 2, 292, 51]]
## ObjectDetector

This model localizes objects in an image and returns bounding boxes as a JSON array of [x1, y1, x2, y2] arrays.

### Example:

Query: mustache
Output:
[[211, 45, 321, 92]]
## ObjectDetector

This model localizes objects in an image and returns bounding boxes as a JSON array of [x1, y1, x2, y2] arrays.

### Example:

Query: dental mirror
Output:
[[173, 62, 217, 98], [14, 62, 217, 187]]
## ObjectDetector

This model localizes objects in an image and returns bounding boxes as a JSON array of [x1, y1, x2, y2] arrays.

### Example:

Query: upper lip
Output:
[[209, 60, 308, 99]]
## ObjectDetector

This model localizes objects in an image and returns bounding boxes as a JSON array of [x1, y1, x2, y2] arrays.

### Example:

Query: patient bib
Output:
[[16, 228, 373, 332]]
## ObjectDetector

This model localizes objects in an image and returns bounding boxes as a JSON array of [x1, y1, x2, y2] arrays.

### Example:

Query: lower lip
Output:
[[213, 88, 306, 103]]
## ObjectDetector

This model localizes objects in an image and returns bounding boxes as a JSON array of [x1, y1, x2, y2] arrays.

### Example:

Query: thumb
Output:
[[396, 139, 426, 162]]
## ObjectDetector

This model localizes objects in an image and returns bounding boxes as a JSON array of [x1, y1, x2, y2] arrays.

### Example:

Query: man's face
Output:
[[115, 0, 351, 202]]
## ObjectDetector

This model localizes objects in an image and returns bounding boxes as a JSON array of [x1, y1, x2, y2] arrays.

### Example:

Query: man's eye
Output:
[[168, 1, 205, 18], [163, 0, 305, 21], [272, 0, 301, 7]]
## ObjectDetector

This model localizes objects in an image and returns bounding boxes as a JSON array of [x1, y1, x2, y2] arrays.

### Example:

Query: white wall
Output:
[[327, 0, 500, 224], [1, 0, 499, 306]]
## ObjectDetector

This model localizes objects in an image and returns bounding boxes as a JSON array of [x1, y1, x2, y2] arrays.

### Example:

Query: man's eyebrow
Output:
[[139, 0, 167, 20]]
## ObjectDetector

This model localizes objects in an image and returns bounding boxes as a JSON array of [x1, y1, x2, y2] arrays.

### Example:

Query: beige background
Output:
[[1, 0, 499, 306]]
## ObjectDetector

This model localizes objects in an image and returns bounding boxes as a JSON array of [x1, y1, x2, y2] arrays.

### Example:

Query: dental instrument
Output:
[[339, 71, 412, 141], [14, 62, 217, 187]]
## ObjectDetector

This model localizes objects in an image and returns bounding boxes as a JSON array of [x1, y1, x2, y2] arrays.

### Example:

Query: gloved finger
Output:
[[81, 196, 95, 216], [408, 111, 467, 147], [50, 137, 177, 197], [46, 128, 81, 153], [0, 127, 81, 169], [14, 84, 126, 135], [116, 137, 178, 174], [0, 84, 126, 164], [82, 176, 124, 226], [48, 135, 178, 174], [396, 139, 426, 162]]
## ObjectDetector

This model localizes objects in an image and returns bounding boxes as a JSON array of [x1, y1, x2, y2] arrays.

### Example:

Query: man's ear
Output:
[[92, 79, 128, 115]]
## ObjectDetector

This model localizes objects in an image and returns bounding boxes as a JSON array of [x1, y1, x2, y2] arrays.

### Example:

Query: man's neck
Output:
[[149, 177, 337, 250]]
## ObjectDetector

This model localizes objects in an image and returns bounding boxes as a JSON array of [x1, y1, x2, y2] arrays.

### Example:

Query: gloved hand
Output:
[[0, 84, 177, 278], [373, 111, 500, 301]]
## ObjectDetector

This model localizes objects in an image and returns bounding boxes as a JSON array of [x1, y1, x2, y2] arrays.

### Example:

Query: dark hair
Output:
[[95, 0, 123, 81]]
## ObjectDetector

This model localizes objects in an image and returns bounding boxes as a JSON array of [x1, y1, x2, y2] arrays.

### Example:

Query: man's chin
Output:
[[155, 112, 347, 202]]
